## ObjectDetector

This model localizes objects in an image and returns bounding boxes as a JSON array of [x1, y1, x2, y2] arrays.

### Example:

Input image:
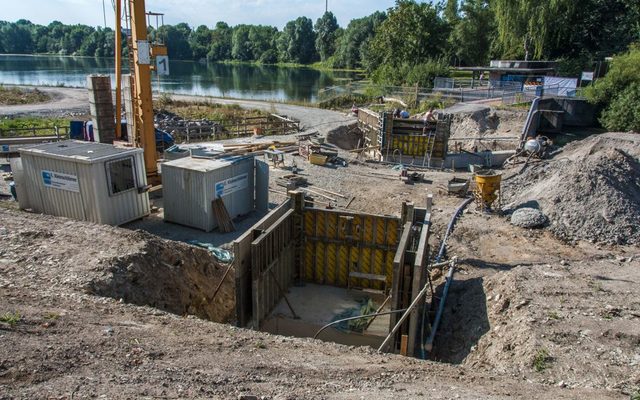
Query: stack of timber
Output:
[[212, 198, 236, 233]]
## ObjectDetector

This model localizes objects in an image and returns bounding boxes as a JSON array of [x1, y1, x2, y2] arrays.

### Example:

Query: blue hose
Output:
[[420, 197, 473, 359]]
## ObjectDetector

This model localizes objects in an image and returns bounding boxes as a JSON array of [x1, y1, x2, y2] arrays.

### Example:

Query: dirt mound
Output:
[[0, 209, 235, 323], [87, 232, 235, 323], [446, 105, 525, 151], [460, 270, 540, 373], [457, 262, 640, 393], [326, 123, 362, 150], [504, 132, 640, 245]]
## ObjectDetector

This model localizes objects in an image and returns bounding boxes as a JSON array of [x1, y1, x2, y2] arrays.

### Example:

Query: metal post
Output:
[[115, 0, 122, 140], [128, 0, 158, 177], [378, 280, 432, 352]]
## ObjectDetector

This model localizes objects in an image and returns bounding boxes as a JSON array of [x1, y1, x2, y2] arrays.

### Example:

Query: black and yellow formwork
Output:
[[234, 192, 433, 357], [356, 109, 450, 162], [302, 209, 400, 290]]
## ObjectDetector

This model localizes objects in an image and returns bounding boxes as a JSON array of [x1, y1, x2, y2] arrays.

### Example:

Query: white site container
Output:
[[18, 140, 150, 225], [162, 155, 265, 232]]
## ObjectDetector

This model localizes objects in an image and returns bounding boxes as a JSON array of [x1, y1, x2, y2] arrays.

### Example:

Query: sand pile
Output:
[[504, 132, 640, 245], [443, 104, 525, 151]]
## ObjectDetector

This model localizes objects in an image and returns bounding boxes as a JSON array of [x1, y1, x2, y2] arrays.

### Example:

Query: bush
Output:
[[585, 44, 640, 131], [371, 58, 450, 88], [599, 82, 640, 132]]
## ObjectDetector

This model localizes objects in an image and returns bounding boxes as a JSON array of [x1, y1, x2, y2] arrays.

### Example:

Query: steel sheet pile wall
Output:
[[303, 209, 399, 290]]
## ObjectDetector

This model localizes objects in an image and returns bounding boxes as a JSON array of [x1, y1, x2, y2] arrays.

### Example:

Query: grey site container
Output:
[[18, 140, 150, 225], [162, 155, 267, 232]]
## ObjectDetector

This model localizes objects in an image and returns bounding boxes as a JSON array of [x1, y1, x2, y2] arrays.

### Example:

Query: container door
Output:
[[255, 159, 269, 214]]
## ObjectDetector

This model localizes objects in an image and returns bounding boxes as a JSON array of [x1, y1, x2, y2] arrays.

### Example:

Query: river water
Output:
[[0, 54, 358, 102]]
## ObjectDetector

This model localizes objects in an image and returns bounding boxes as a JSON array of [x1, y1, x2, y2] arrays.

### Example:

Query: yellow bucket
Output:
[[474, 170, 502, 205]]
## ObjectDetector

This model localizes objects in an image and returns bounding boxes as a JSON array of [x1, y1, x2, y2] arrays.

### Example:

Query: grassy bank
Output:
[[0, 86, 51, 106], [0, 116, 72, 135], [155, 95, 267, 125]]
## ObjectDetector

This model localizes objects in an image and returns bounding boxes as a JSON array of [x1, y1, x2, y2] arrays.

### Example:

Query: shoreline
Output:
[[0, 53, 366, 74]]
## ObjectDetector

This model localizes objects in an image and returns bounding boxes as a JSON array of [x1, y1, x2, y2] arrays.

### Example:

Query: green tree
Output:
[[0, 23, 34, 53], [599, 83, 640, 132], [546, 0, 640, 60], [448, 0, 495, 66], [277, 17, 317, 64], [232, 25, 253, 61], [586, 45, 640, 132], [314, 12, 339, 62], [190, 25, 212, 61], [444, 0, 460, 25], [365, 0, 448, 72], [493, 0, 573, 60], [157, 23, 193, 60], [207, 22, 232, 61], [333, 12, 386, 69], [249, 25, 278, 62]]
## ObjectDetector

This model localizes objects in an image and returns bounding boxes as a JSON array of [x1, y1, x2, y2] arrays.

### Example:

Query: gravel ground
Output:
[[1, 86, 638, 399], [0, 206, 628, 400], [503, 132, 640, 244]]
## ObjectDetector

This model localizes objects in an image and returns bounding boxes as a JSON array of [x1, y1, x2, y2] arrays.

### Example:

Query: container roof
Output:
[[163, 155, 251, 172], [456, 66, 556, 74], [20, 140, 142, 164]]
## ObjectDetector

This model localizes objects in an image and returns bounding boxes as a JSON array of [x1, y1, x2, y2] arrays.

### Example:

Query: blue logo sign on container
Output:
[[41, 170, 80, 192]]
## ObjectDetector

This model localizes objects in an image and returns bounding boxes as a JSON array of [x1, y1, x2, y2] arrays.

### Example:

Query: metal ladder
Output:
[[377, 112, 386, 154], [422, 127, 437, 167]]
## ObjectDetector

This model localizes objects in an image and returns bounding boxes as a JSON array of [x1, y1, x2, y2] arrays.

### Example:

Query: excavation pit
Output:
[[262, 284, 391, 348]]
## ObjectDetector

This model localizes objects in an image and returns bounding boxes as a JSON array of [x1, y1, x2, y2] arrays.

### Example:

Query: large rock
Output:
[[511, 207, 548, 228]]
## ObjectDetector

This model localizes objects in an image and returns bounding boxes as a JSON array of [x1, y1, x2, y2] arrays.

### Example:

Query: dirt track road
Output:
[[0, 86, 356, 136]]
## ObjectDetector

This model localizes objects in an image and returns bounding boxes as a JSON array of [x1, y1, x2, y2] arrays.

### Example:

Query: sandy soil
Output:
[[0, 205, 628, 400], [1, 90, 638, 399]]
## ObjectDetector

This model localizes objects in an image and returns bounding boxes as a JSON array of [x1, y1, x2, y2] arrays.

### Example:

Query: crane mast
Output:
[[115, 0, 166, 182]]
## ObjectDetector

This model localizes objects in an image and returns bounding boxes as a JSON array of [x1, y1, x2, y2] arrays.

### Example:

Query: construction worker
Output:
[[424, 107, 437, 123]]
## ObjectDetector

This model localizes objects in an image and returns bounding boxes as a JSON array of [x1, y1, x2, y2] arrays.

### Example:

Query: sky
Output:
[[3, 0, 399, 29]]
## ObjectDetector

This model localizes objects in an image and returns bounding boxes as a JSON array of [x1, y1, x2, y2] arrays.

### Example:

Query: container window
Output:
[[106, 157, 136, 195]]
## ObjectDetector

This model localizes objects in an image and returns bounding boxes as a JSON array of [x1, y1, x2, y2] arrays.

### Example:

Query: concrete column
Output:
[[87, 75, 115, 144]]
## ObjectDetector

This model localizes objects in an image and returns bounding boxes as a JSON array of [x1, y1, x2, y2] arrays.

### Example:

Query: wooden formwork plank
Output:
[[391, 222, 413, 334], [407, 211, 432, 357]]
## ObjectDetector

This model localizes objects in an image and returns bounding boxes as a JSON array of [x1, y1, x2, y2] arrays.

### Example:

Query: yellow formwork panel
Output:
[[338, 244, 349, 286], [315, 242, 325, 283], [302, 209, 400, 289], [391, 135, 436, 156]]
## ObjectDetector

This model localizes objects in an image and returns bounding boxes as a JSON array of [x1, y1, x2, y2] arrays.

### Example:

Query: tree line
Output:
[[1, 0, 639, 87]]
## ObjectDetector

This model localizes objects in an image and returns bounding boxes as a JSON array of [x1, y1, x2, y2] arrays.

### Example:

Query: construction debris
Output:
[[276, 175, 307, 190]]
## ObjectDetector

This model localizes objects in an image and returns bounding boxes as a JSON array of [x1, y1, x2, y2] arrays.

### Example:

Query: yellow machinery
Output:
[[114, 0, 167, 182], [473, 170, 502, 211]]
